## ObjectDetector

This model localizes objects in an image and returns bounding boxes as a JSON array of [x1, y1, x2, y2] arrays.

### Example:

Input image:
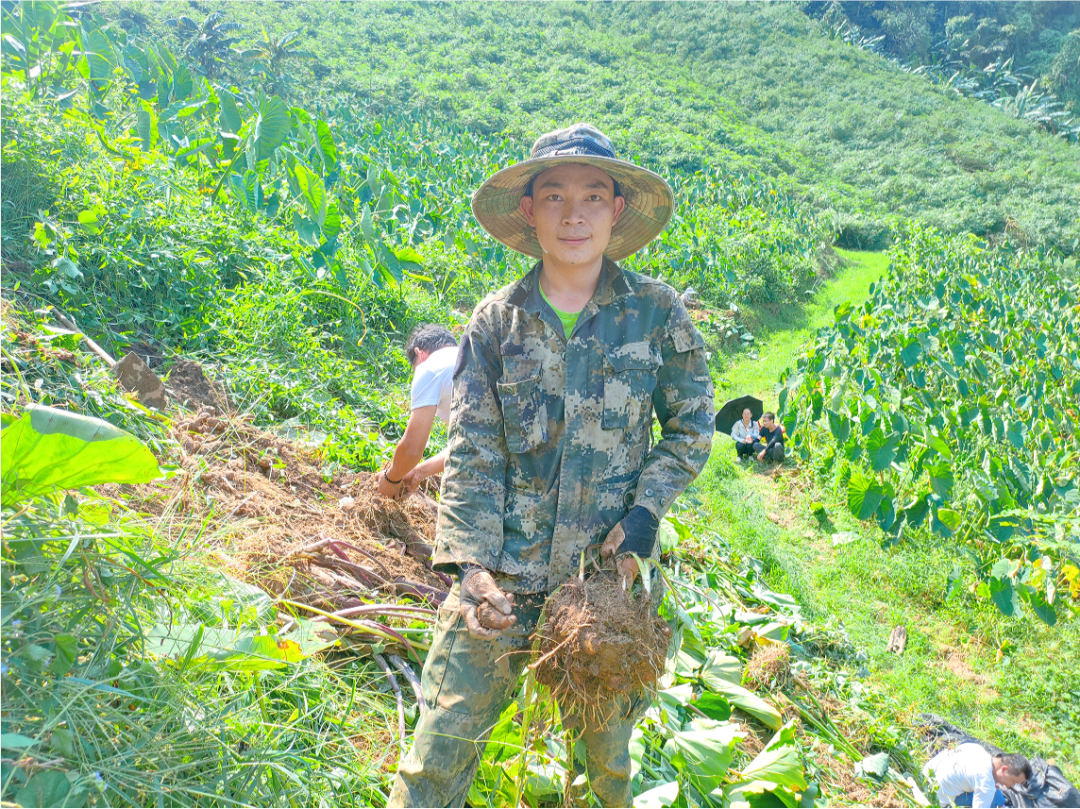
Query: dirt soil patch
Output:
[[534, 571, 670, 725], [814, 748, 903, 808], [166, 359, 232, 411]]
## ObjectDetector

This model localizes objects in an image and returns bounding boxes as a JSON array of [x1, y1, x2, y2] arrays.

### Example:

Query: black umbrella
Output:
[[715, 395, 764, 435]]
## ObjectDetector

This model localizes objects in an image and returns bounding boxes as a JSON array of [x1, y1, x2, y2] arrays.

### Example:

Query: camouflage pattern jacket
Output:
[[433, 258, 715, 594]]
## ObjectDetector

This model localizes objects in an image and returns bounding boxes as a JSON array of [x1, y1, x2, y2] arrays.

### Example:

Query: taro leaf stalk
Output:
[[207, 93, 291, 206]]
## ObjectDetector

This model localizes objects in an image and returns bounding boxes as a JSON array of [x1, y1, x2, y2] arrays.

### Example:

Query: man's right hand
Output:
[[460, 568, 516, 639], [401, 467, 424, 495], [377, 470, 403, 498]]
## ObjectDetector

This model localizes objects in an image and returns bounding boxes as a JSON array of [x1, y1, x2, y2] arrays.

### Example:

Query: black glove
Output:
[[458, 563, 484, 591], [602, 506, 659, 560]]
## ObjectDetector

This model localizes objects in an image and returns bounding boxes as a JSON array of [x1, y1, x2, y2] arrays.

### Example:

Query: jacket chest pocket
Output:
[[602, 342, 661, 430], [498, 361, 549, 454]]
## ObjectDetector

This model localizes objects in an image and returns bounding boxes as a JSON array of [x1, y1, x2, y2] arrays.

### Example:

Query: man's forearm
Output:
[[766, 434, 784, 452], [415, 447, 448, 479], [387, 439, 425, 479], [385, 407, 438, 482]]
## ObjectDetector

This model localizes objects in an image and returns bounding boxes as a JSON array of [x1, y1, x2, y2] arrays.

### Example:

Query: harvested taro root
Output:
[[533, 569, 671, 725]]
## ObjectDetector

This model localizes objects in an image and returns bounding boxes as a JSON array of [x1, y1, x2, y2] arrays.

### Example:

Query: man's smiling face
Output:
[[519, 163, 626, 270]]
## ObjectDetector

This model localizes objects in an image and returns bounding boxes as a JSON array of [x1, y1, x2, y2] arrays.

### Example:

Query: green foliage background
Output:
[[109, 1, 1080, 250], [779, 225, 1079, 624], [809, 1, 1080, 115], [2, 1, 1080, 805]]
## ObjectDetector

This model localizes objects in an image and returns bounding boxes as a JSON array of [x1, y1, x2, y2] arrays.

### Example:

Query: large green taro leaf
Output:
[[662, 724, 741, 793], [899, 339, 922, 368], [1, 406, 161, 506], [253, 95, 291, 162], [701, 677, 783, 730], [847, 469, 884, 521], [866, 428, 901, 472], [928, 458, 954, 500]]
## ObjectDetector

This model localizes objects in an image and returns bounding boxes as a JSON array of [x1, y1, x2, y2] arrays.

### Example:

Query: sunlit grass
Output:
[[696, 248, 1080, 779], [713, 249, 889, 406]]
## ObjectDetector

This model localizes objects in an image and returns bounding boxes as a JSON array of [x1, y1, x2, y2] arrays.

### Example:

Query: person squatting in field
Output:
[[378, 324, 459, 498], [755, 411, 786, 462], [386, 124, 715, 807], [923, 743, 1031, 808]]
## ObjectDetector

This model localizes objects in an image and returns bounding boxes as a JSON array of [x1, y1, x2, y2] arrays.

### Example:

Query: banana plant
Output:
[[164, 11, 244, 78], [236, 26, 315, 97]]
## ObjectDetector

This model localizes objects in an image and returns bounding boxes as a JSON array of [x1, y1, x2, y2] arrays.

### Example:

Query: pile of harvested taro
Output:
[[106, 360, 452, 658]]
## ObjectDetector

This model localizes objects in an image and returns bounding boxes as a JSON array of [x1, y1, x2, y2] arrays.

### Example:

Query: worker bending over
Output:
[[378, 324, 458, 498]]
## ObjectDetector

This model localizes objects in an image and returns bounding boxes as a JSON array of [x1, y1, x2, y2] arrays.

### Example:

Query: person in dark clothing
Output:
[[755, 412, 785, 462]]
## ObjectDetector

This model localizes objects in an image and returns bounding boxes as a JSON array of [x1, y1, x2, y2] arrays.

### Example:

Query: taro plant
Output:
[[779, 224, 1080, 623]]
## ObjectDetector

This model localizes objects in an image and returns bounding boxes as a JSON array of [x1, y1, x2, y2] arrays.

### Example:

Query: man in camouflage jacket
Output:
[[388, 124, 714, 808]]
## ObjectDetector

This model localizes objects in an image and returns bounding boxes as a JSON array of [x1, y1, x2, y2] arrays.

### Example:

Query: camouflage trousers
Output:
[[386, 585, 646, 808]]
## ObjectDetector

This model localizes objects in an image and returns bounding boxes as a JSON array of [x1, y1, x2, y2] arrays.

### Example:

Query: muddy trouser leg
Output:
[[387, 587, 540, 808], [769, 442, 785, 461], [563, 691, 649, 808]]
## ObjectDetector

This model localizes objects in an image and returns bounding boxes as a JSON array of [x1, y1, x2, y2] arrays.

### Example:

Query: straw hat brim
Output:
[[471, 155, 674, 261]]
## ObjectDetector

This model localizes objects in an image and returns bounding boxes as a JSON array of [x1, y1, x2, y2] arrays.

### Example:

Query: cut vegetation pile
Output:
[[110, 385, 450, 646]]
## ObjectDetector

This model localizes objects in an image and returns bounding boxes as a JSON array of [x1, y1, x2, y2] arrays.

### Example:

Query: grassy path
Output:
[[693, 250, 1080, 781], [712, 249, 891, 405]]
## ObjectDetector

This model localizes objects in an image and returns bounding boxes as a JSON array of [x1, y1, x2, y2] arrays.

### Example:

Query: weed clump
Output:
[[746, 643, 793, 691], [534, 570, 671, 724]]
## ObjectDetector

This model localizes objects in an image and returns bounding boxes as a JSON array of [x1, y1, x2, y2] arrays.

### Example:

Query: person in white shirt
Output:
[[377, 324, 459, 498], [923, 743, 1030, 808], [730, 408, 759, 459]]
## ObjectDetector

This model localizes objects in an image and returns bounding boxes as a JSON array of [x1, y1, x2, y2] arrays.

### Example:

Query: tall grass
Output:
[[0, 493, 399, 807]]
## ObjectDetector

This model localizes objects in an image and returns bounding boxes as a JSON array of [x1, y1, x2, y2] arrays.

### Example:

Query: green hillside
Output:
[[116, 1, 1080, 250], [808, 2, 1080, 117], [3, 2, 1078, 807]]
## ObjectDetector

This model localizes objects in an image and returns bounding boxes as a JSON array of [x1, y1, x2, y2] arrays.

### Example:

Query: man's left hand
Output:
[[600, 506, 659, 590]]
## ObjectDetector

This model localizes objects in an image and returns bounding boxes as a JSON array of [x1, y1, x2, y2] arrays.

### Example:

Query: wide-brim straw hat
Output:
[[472, 123, 674, 262]]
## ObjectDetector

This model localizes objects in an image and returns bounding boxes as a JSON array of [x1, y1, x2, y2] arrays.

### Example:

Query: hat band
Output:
[[531, 136, 616, 160]]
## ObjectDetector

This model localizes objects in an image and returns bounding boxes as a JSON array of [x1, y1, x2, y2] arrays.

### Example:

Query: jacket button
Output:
[[646, 488, 654, 496]]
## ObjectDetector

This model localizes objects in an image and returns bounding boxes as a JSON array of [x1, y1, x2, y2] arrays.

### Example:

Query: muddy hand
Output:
[[615, 555, 639, 590], [600, 522, 625, 561], [460, 568, 516, 640], [601, 524, 642, 589], [601, 507, 659, 590], [401, 467, 423, 495], [377, 470, 403, 499]]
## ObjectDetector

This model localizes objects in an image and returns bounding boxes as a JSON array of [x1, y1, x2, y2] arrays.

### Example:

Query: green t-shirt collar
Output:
[[538, 281, 582, 340]]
